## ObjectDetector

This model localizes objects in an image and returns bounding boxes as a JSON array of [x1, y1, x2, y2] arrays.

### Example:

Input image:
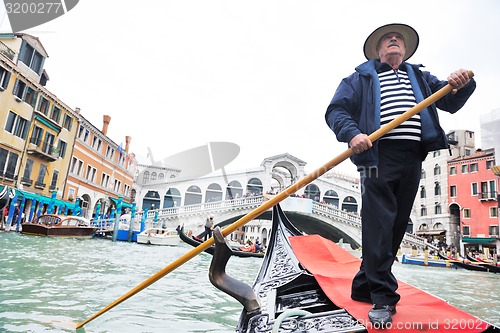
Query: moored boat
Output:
[[137, 228, 180, 246], [176, 225, 265, 258], [208, 204, 499, 333], [21, 214, 97, 238], [400, 254, 456, 268]]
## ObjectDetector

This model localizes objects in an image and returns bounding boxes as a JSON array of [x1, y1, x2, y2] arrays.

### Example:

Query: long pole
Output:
[[76, 71, 473, 329]]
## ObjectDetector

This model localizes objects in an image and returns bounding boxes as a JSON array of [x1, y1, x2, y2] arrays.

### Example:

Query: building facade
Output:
[[0, 33, 79, 217], [448, 148, 499, 255], [413, 129, 476, 245], [66, 115, 136, 219]]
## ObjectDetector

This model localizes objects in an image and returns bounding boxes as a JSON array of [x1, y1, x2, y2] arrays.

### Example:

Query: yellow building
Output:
[[0, 33, 78, 217]]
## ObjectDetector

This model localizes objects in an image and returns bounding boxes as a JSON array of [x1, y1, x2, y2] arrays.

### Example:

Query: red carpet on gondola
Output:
[[289, 234, 491, 332]]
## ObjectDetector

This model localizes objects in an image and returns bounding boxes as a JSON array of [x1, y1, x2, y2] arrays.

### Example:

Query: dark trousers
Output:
[[352, 140, 422, 306]]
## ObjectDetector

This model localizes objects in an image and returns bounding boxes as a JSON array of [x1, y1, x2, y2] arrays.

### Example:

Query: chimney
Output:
[[125, 136, 131, 153], [102, 115, 111, 135]]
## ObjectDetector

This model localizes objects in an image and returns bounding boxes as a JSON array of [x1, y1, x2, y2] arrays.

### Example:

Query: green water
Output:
[[0, 232, 498, 332]]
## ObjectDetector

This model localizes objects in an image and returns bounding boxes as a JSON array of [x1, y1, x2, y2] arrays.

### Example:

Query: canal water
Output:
[[0, 232, 498, 333]]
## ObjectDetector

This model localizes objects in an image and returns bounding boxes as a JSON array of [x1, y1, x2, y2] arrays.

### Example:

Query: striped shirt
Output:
[[378, 69, 421, 141]]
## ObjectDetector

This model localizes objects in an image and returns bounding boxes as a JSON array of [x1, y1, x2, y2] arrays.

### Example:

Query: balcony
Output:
[[34, 181, 46, 190], [27, 138, 59, 162], [20, 177, 33, 187], [479, 192, 497, 202]]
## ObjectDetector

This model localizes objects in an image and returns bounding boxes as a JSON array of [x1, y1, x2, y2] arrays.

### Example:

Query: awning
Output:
[[109, 197, 133, 210], [462, 237, 498, 244], [416, 230, 446, 236], [14, 189, 76, 208]]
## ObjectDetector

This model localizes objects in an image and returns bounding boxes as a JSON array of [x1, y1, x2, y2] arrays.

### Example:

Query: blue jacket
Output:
[[325, 59, 476, 169]]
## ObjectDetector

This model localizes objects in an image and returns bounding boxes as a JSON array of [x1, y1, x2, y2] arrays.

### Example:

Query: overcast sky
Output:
[[1, 0, 499, 176]]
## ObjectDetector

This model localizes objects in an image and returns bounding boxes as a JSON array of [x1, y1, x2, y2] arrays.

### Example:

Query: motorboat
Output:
[[21, 214, 97, 238], [137, 228, 180, 246]]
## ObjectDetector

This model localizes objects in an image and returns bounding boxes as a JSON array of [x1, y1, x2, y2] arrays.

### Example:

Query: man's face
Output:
[[377, 32, 406, 61]]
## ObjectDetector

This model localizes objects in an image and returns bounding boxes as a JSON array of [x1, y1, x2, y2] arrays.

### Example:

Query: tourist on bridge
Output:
[[325, 23, 475, 327]]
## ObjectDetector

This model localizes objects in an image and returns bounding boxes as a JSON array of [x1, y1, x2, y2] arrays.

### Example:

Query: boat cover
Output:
[[290, 234, 492, 333]]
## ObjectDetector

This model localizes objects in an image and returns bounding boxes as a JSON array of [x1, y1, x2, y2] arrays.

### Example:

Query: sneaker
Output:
[[368, 304, 396, 328]]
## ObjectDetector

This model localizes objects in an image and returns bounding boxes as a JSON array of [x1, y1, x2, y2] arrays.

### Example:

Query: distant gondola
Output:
[[176, 225, 264, 258], [440, 251, 498, 273], [465, 253, 500, 273]]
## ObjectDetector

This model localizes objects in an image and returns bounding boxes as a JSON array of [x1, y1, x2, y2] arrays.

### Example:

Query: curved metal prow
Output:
[[208, 227, 260, 314]]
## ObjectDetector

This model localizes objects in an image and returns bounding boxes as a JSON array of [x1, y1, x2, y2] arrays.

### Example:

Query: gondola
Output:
[[0, 186, 11, 211], [465, 254, 500, 273], [208, 204, 499, 333], [176, 225, 265, 258], [439, 251, 498, 273]]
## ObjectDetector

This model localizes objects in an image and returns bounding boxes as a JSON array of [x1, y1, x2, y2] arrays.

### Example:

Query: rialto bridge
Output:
[[130, 153, 431, 251]]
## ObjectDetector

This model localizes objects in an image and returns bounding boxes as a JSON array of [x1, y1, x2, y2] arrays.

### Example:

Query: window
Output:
[[0, 148, 18, 179], [465, 149, 471, 156], [19, 41, 44, 74], [470, 163, 478, 172], [49, 170, 59, 191], [77, 125, 85, 139], [420, 207, 427, 216], [36, 96, 49, 115], [62, 114, 73, 131], [486, 160, 494, 170], [124, 184, 130, 197], [101, 173, 110, 188], [462, 225, 470, 236], [50, 105, 61, 123], [471, 183, 478, 196], [490, 207, 498, 218], [31, 126, 43, 146], [143, 171, 149, 184], [56, 140, 67, 158], [151, 172, 157, 181], [420, 186, 426, 199], [106, 146, 114, 159], [449, 166, 456, 175], [5, 111, 29, 139], [490, 225, 499, 236], [24, 87, 37, 107], [12, 79, 26, 100], [450, 185, 457, 197], [461, 164, 468, 174], [434, 164, 441, 175], [92, 136, 102, 152], [113, 179, 121, 192], [70, 157, 83, 176], [435, 204, 442, 214], [421, 169, 426, 179], [434, 183, 441, 196], [463, 208, 471, 219], [43, 132, 55, 154], [433, 150, 441, 157], [22, 158, 34, 184], [86, 165, 97, 183], [0, 66, 11, 90], [36, 164, 47, 188]]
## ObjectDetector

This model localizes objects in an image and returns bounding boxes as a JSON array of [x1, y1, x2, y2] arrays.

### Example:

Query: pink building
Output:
[[448, 148, 499, 256]]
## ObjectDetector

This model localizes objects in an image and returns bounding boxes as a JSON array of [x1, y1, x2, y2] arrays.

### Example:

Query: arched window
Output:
[[420, 186, 426, 199], [434, 164, 441, 176], [158, 173, 165, 180], [151, 172, 157, 181], [206, 183, 223, 202], [143, 171, 150, 184], [434, 183, 441, 196], [226, 181, 243, 200], [247, 178, 263, 196], [341, 196, 358, 213], [323, 190, 339, 208], [304, 184, 321, 202], [164, 188, 181, 208], [421, 169, 426, 179], [185, 185, 202, 205]]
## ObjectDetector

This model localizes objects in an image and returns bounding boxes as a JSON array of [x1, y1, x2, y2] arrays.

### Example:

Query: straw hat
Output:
[[363, 23, 419, 61]]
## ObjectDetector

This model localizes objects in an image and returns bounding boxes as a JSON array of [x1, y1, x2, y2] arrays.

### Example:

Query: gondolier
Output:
[[325, 23, 476, 327]]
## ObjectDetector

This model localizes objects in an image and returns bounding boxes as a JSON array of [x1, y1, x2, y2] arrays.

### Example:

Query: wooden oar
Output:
[[75, 70, 474, 329]]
